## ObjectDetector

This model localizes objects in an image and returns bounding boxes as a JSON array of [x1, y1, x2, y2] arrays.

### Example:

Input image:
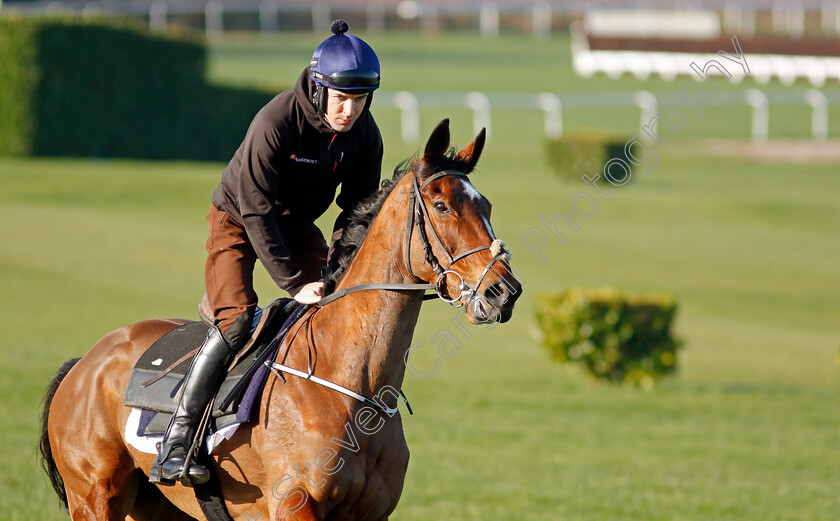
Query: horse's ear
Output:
[[455, 127, 486, 174], [424, 119, 450, 164]]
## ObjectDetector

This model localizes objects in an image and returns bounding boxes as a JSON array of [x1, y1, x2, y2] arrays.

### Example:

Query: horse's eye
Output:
[[433, 201, 450, 213]]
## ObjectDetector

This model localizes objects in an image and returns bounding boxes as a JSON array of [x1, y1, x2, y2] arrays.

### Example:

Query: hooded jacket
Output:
[[211, 68, 383, 295]]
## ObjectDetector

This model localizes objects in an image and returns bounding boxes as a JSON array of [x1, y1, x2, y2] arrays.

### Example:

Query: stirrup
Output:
[[149, 442, 210, 487]]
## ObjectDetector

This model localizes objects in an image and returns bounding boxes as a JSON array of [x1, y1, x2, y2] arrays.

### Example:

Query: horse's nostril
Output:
[[486, 282, 507, 304]]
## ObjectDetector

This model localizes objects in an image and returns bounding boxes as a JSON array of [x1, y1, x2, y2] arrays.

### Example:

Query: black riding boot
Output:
[[149, 325, 235, 486]]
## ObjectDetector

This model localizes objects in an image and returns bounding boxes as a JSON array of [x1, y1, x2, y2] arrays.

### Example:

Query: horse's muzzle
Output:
[[468, 278, 522, 324]]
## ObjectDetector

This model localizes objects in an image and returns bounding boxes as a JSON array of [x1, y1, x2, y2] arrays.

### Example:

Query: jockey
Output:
[[150, 20, 383, 486]]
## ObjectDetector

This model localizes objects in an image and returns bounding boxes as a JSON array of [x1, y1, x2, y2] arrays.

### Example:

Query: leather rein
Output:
[[265, 170, 511, 416]]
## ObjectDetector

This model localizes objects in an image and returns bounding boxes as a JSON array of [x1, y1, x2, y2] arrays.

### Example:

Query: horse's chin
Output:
[[497, 307, 514, 323], [466, 298, 501, 325]]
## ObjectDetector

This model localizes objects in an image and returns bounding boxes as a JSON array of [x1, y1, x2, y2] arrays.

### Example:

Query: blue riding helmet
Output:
[[310, 20, 380, 112]]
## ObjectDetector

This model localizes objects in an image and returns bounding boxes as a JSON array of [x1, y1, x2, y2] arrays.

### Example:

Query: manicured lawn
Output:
[[2, 138, 838, 520]]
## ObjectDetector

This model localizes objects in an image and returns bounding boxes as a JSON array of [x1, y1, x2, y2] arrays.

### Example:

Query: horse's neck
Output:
[[316, 179, 422, 394]]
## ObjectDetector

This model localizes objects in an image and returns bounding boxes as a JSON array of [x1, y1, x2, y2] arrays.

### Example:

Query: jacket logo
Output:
[[290, 154, 318, 164]]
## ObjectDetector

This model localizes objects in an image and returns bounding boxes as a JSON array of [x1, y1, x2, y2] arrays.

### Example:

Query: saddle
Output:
[[123, 297, 298, 436]]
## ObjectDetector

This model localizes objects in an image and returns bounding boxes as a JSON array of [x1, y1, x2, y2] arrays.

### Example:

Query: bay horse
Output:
[[39, 119, 521, 520]]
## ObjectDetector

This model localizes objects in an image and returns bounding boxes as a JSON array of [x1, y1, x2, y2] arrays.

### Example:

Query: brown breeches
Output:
[[204, 205, 327, 348]]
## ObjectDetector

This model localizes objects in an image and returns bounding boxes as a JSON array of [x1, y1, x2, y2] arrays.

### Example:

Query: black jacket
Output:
[[211, 67, 383, 295]]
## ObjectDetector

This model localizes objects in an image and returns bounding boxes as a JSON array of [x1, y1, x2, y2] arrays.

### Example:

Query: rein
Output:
[[265, 170, 510, 416], [314, 282, 436, 308]]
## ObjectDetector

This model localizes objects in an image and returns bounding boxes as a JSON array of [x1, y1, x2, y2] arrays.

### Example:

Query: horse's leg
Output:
[[50, 368, 138, 519], [126, 471, 198, 521], [272, 499, 321, 521], [49, 322, 184, 520], [59, 452, 137, 520], [127, 513, 196, 521]]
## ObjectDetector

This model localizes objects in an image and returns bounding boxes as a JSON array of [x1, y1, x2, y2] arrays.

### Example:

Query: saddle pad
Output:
[[123, 298, 296, 418], [123, 321, 261, 418], [125, 407, 241, 454], [127, 336, 279, 440]]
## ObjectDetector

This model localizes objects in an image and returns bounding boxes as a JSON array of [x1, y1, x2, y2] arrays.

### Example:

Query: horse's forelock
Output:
[[411, 147, 475, 181]]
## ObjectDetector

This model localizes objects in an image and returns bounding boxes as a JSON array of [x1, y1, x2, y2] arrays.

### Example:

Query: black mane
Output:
[[326, 148, 470, 287]]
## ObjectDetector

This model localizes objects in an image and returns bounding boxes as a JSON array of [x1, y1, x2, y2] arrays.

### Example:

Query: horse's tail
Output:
[[38, 357, 80, 511]]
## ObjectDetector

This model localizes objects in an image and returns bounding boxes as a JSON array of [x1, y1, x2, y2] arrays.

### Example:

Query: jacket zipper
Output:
[[329, 133, 340, 172]]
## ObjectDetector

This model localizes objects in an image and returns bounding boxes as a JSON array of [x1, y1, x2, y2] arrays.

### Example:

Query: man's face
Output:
[[323, 89, 369, 132]]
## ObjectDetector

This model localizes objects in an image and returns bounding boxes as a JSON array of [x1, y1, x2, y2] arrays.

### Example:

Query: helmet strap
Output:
[[362, 91, 374, 113], [312, 85, 327, 114]]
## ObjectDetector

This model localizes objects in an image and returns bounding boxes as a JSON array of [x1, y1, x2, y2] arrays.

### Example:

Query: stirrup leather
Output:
[[148, 325, 234, 486]]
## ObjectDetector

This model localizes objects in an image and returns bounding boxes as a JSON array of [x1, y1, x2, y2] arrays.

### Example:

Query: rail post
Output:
[[394, 92, 420, 145], [634, 91, 658, 136], [480, 2, 499, 38], [532, 1, 551, 39], [745, 89, 769, 143], [367, 2, 386, 34], [205, 1, 223, 40], [312, 4, 330, 34], [465, 92, 492, 140], [150, 2, 167, 32], [804, 89, 829, 142], [260, 2, 279, 35], [536, 93, 563, 140]]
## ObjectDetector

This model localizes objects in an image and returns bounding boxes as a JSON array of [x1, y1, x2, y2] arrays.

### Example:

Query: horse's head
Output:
[[405, 119, 522, 324]]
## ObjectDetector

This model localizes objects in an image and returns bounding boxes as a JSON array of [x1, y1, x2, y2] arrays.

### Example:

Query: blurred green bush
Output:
[[534, 287, 681, 388], [0, 17, 273, 160], [545, 132, 633, 183]]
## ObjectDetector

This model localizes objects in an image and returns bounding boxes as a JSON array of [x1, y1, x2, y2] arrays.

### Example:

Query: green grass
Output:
[[2, 31, 839, 521]]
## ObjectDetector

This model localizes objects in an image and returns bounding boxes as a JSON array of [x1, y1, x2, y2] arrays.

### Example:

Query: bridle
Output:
[[405, 170, 511, 314], [316, 169, 511, 319]]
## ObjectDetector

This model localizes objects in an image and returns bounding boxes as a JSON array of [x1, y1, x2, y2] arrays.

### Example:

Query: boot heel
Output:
[[148, 465, 176, 486]]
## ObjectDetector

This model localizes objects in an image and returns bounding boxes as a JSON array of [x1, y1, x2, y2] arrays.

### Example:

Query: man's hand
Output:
[[294, 281, 326, 304]]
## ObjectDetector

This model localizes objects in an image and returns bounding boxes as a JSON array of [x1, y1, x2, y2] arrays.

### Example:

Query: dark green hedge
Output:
[[545, 131, 633, 182], [0, 17, 38, 156], [534, 287, 681, 388], [0, 17, 274, 161]]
